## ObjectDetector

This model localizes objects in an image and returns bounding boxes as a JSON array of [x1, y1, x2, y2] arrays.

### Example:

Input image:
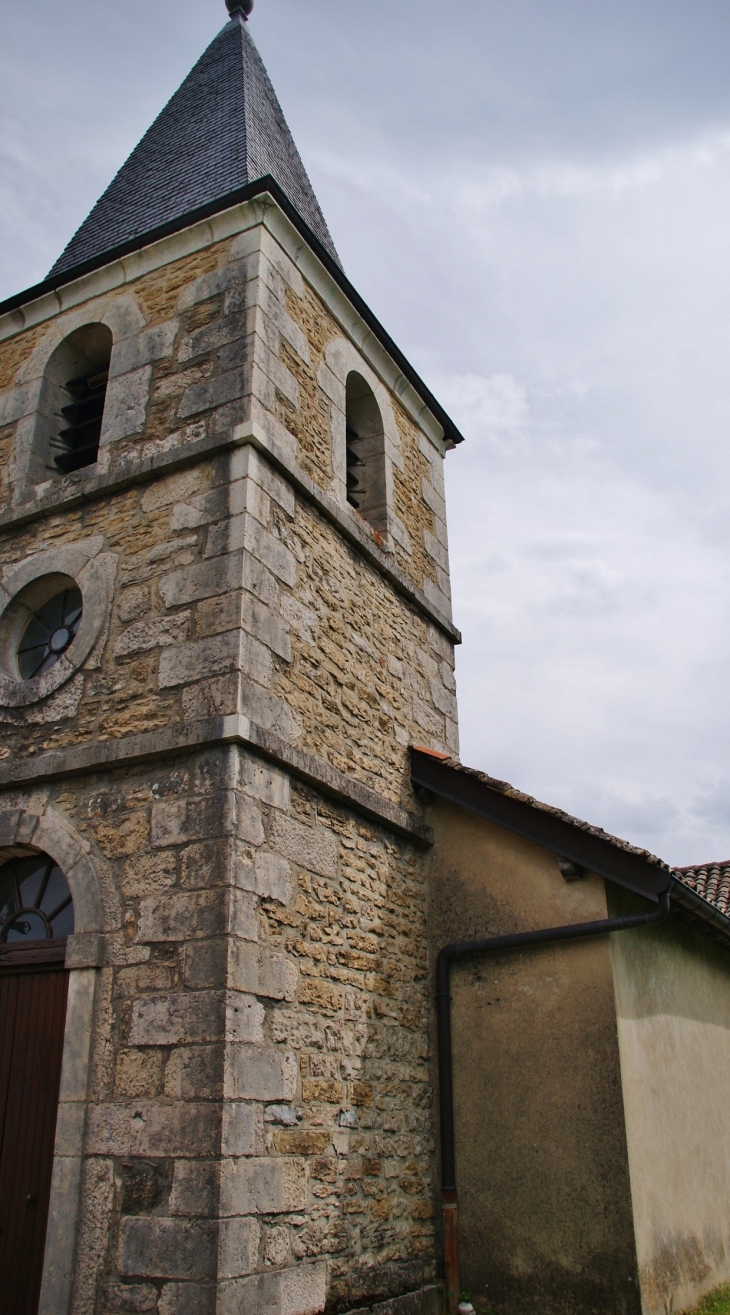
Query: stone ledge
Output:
[[0, 425, 460, 645], [0, 713, 433, 847], [344, 1286, 444, 1315]]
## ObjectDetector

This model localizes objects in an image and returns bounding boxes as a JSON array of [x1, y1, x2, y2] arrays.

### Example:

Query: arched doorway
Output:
[[0, 852, 74, 1315]]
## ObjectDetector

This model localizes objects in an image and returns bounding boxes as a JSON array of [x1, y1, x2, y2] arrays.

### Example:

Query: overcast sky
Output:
[[3, 0, 730, 865]]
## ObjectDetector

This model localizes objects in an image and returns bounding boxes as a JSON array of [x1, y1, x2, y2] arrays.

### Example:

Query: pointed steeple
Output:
[[49, 5, 339, 277]]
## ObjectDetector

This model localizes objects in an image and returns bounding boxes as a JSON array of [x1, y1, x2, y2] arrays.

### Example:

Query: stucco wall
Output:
[[426, 799, 641, 1315], [610, 892, 730, 1315]]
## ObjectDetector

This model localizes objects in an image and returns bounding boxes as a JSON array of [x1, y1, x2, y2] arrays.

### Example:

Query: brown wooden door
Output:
[[0, 952, 69, 1315]]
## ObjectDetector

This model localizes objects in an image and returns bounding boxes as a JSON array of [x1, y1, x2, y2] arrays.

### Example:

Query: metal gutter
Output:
[[669, 876, 730, 950]]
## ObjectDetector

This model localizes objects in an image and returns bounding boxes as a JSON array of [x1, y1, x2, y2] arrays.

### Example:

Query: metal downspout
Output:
[[436, 887, 671, 1315]]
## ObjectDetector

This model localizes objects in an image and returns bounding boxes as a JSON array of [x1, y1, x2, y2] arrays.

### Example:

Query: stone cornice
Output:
[[0, 713, 433, 848], [0, 421, 461, 644]]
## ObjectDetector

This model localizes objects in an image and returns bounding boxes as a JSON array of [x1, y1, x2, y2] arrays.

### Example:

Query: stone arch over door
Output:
[[0, 801, 106, 1315]]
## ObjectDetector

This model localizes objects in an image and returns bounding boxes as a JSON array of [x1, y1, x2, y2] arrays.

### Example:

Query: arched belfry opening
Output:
[[39, 324, 112, 475], [345, 371, 388, 536], [0, 852, 73, 1314]]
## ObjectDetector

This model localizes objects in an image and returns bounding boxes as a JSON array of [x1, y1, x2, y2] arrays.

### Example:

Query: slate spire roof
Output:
[[49, 9, 339, 277]]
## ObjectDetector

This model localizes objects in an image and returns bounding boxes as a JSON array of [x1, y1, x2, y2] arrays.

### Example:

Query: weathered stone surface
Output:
[[218, 1261, 327, 1315], [218, 1215, 260, 1279], [102, 1282, 158, 1312], [157, 1284, 216, 1315], [219, 1157, 307, 1216], [118, 1217, 217, 1280], [268, 812, 339, 879], [225, 1044, 298, 1102]]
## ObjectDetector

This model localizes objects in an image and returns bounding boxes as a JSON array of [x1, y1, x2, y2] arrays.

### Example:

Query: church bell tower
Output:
[[0, 4, 462, 1312]]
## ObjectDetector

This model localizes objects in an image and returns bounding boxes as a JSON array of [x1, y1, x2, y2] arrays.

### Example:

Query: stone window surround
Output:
[[321, 337, 407, 553], [0, 539, 118, 708], [2, 291, 177, 502], [0, 799, 106, 1315]]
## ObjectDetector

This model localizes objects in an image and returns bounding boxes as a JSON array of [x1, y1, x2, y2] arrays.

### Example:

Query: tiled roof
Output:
[[49, 13, 339, 278], [671, 861, 730, 949], [673, 861, 730, 917]]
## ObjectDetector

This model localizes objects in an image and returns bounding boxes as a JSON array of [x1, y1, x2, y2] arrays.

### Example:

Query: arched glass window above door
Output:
[[0, 855, 74, 943]]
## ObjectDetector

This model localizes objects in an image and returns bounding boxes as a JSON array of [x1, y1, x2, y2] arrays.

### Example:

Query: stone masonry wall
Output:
[[0, 217, 451, 629], [0, 205, 457, 1312], [0, 443, 457, 797], [3, 746, 435, 1313]]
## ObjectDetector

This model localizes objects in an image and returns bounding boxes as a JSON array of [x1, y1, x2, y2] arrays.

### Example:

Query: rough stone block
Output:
[[157, 1283, 216, 1315], [109, 321, 178, 378], [238, 678, 302, 743], [225, 1045, 297, 1102], [164, 1046, 224, 1102], [217, 1262, 327, 1315], [159, 552, 244, 608], [158, 631, 273, 689], [137, 891, 227, 942], [150, 798, 227, 848], [128, 1103, 219, 1158], [218, 1216, 260, 1280], [229, 941, 295, 1002], [219, 1156, 306, 1216], [242, 596, 291, 661], [100, 366, 151, 444], [129, 991, 226, 1047], [178, 311, 248, 364], [429, 679, 458, 721], [268, 813, 339, 880], [118, 1217, 217, 1281], [102, 1282, 158, 1312], [221, 1102, 262, 1157], [204, 513, 296, 587], [114, 613, 191, 657], [240, 756, 290, 809], [170, 1161, 219, 1219], [229, 889, 260, 941], [224, 446, 296, 516], [244, 851, 295, 905], [182, 939, 227, 990], [178, 367, 248, 419], [226, 991, 265, 1043]]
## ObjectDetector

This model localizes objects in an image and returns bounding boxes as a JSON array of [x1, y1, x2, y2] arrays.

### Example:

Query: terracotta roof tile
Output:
[[673, 861, 730, 918]]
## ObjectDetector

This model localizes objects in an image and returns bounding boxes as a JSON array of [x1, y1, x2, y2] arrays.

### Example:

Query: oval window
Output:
[[0, 855, 74, 943], [17, 586, 83, 680]]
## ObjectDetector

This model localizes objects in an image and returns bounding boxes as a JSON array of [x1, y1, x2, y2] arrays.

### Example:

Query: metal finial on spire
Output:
[[226, 0, 253, 19]]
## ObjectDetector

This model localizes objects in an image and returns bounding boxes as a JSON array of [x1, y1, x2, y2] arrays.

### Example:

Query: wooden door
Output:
[[0, 944, 69, 1315]]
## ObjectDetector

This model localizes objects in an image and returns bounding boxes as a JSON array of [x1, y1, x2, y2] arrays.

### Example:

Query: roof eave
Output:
[[669, 877, 730, 951], [410, 748, 670, 902], [0, 177, 465, 450]]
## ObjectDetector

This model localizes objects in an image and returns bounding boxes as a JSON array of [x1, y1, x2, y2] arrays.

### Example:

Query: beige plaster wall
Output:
[[426, 799, 641, 1315], [610, 894, 730, 1315]]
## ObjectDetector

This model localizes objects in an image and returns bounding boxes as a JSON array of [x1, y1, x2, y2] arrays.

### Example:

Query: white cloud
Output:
[[5, 0, 730, 865]]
